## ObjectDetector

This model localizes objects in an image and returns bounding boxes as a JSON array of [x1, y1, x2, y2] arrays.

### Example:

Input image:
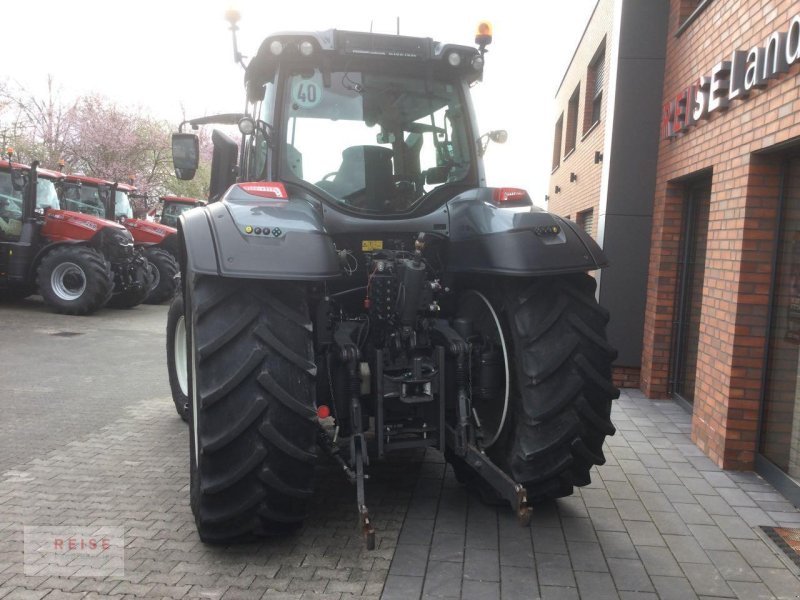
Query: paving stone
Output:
[[682, 562, 737, 597], [535, 553, 575, 588], [531, 527, 567, 555], [636, 546, 683, 577], [753, 567, 800, 599], [574, 571, 619, 600], [539, 585, 579, 600], [638, 491, 675, 513], [625, 521, 665, 547], [463, 547, 499, 582], [660, 484, 698, 504], [566, 541, 607, 573], [561, 517, 597, 542], [596, 531, 638, 560], [607, 557, 654, 593], [380, 575, 423, 600], [650, 575, 699, 600], [652, 510, 692, 535], [705, 550, 760, 583], [727, 580, 778, 600], [686, 524, 735, 552], [388, 544, 428, 577], [663, 534, 711, 564], [427, 532, 463, 563], [707, 515, 756, 541], [587, 508, 625, 533], [499, 564, 538, 599], [460, 579, 499, 600]]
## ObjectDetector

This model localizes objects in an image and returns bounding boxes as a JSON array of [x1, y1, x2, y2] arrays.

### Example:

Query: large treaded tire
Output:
[[36, 245, 113, 315], [166, 293, 189, 422], [187, 274, 318, 543], [455, 273, 619, 503], [106, 259, 151, 309], [144, 247, 179, 304]]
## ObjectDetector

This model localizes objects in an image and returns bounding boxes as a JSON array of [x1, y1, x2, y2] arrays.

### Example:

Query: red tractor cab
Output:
[[52, 173, 153, 308], [149, 196, 206, 228], [0, 158, 119, 314]]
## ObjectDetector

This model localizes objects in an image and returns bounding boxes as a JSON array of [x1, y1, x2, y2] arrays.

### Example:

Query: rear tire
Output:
[[106, 259, 151, 309], [36, 245, 113, 315], [166, 293, 189, 422], [144, 247, 179, 304], [451, 273, 619, 503], [187, 274, 318, 543]]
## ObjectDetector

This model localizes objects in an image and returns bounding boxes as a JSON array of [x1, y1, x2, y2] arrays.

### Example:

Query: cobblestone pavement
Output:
[[0, 302, 799, 599]]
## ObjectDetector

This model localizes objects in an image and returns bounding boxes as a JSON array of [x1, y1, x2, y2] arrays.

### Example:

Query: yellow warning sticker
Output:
[[361, 240, 383, 251]]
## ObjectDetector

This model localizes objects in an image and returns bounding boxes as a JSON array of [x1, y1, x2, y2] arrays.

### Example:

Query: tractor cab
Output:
[[153, 196, 206, 228], [173, 26, 511, 217]]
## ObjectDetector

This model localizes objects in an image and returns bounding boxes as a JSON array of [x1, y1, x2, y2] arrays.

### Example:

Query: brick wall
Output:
[[548, 0, 614, 238], [642, 0, 800, 469], [613, 366, 641, 389]]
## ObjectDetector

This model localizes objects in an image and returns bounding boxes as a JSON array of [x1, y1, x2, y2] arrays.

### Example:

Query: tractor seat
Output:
[[318, 145, 394, 209]]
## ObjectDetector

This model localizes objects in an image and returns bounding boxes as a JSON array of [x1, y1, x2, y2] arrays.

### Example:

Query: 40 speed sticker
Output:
[[291, 72, 323, 109]]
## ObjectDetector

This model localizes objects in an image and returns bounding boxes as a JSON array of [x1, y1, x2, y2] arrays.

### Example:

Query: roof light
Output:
[[299, 40, 314, 56], [475, 21, 493, 47], [471, 55, 484, 70], [238, 181, 288, 200], [447, 51, 462, 67], [269, 40, 284, 56], [492, 188, 531, 206]]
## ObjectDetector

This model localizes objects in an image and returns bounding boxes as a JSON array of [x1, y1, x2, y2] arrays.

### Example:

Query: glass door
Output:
[[672, 178, 712, 404]]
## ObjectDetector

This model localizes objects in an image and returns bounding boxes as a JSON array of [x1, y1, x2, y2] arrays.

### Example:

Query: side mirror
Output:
[[479, 129, 508, 156], [172, 133, 200, 180], [10, 171, 25, 192], [489, 130, 508, 144]]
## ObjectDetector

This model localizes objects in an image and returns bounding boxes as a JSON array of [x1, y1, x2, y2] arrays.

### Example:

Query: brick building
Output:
[[642, 0, 800, 503], [548, 0, 669, 388]]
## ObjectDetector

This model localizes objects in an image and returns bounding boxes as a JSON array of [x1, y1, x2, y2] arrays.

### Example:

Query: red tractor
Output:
[[56, 174, 179, 304], [0, 156, 124, 315], [148, 195, 206, 228]]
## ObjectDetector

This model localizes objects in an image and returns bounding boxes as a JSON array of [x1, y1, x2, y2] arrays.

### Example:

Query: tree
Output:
[[0, 78, 213, 209], [0, 76, 77, 167]]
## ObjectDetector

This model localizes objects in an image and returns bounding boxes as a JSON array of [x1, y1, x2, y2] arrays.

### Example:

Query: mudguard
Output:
[[445, 188, 607, 276], [178, 187, 340, 280]]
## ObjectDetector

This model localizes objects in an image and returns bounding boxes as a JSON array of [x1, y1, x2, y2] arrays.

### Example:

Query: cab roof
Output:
[[244, 29, 483, 102]]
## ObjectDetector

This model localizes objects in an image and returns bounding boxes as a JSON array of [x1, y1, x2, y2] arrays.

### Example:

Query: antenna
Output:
[[396, 17, 400, 35], [370, 20, 373, 33]]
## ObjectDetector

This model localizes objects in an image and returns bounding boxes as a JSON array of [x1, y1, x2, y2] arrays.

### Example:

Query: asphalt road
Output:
[[0, 297, 170, 472]]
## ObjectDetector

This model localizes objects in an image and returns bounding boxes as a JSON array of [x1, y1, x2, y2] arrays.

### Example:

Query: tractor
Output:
[[169, 17, 619, 547], [0, 155, 123, 315], [56, 174, 178, 305], [148, 195, 206, 228]]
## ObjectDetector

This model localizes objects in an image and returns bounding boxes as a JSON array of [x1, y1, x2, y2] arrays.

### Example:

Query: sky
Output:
[[2, 0, 597, 206]]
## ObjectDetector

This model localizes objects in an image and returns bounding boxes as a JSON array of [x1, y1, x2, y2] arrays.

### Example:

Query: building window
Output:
[[677, 0, 713, 35], [577, 208, 594, 237], [584, 43, 605, 133], [552, 114, 563, 170], [565, 86, 580, 156]]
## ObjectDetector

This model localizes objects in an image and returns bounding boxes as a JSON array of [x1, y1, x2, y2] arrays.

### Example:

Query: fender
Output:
[[179, 185, 339, 280], [445, 188, 608, 276], [24, 239, 88, 281], [123, 218, 176, 245]]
